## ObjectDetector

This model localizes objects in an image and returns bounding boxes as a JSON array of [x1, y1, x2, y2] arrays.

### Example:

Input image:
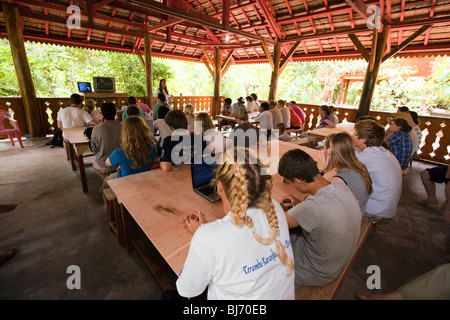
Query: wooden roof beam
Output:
[[255, 0, 283, 40], [132, 0, 273, 44], [348, 33, 370, 61], [382, 25, 432, 62]]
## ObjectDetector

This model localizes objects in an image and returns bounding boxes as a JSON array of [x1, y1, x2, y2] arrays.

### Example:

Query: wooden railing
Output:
[[0, 96, 448, 164]]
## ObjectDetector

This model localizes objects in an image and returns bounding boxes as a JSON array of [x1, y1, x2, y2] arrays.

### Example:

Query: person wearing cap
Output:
[[232, 97, 245, 110], [226, 107, 266, 149]]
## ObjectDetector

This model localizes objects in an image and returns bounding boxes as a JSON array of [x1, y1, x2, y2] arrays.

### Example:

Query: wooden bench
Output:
[[103, 188, 124, 245], [295, 219, 376, 300]]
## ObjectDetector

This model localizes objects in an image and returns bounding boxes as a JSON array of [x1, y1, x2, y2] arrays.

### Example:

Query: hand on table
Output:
[[182, 210, 207, 234]]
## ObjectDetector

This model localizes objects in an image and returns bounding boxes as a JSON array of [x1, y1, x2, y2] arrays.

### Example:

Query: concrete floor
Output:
[[0, 136, 449, 300]]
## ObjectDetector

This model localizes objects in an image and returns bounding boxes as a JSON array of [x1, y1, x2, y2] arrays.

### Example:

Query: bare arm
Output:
[[159, 161, 172, 172]]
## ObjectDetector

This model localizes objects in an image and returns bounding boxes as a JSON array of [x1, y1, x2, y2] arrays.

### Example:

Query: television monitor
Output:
[[77, 82, 92, 92], [93, 77, 116, 93]]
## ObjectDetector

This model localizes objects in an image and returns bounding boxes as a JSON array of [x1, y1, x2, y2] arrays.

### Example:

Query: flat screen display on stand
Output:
[[93, 77, 116, 93]]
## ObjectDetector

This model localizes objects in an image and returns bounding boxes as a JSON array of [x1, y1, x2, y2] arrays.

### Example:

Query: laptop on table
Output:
[[77, 82, 92, 93], [190, 155, 221, 203]]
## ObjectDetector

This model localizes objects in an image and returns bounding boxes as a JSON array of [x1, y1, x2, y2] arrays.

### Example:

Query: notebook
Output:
[[190, 155, 221, 203], [77, 82, 92, 93]]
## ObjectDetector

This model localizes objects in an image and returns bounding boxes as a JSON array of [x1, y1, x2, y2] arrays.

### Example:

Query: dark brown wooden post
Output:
[[357, 25, 391, 119], [268, 42, 281, 101], [213, 48, 222, 118], [144, 33, 153, 107], [3, 4, 43, 137]]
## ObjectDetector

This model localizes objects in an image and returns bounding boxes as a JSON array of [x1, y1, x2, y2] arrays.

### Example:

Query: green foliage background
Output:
[[0, 39, 448, 112]]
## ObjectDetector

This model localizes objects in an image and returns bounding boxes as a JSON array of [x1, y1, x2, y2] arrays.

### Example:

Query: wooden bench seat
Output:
[[295, 219, 376, 300], [103, 188, 124, 245]]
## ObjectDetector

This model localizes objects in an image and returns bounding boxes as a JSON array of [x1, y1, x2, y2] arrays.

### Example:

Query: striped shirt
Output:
[[335, 168, 369, 215]]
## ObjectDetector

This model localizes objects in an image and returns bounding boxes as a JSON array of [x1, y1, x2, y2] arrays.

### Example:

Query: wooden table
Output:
[[307, 122, 355, 140], [108, 140, 317, 290], [216, 114, 260, 125], [62, 127, 94, 193]]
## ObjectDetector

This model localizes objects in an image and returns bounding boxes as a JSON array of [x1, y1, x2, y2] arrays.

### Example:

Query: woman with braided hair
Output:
[[176, 148, 295, 300]]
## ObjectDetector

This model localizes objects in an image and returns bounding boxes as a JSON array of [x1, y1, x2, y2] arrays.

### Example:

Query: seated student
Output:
[[253, 102, 274, 131], [317, 132, 373, 215], [276, 123, 291, 142], [129, 96, 152, 115], [385, 117, 413, 169], [101, 116, 158, 211], [251, 93, 261, 109], [288, 103, 303, 130], [232, 97, 245, 110], [177, 149, 295, 300], [277, 100, 291, 129], [159, 110, 206, 172], [316, 105, 336, 128], [290, 101, 306, 124], [90, 102, 122, 180], [123, 103, 144, 119], [153, 105, 172, 150], [194, 112, 225, 155], [352, 119, 402, 221], [410, 111, 422, 157], [328, 106, 339, 125], [227, 107, 266, 150], [416, 161, 450, 222], [84, 99, 103, 123], [278, 149, 361, 287], [245, 95, 258, 116], [57, 93, 98, 131], [153, 92, 172, 120], [218, 97, 233, 131], [184, 103, 196, 133], [269, 100, 283, 128]]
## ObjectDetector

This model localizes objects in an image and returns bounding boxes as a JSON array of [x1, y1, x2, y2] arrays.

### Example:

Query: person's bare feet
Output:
[[440, 203, 450, 223], [416, 199, 438, 205], [0, 248, 17, 266]]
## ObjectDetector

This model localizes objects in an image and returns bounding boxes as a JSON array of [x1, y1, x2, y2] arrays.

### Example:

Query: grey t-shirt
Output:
[[288, 182, 361, 287], [90, 120, 122, 169]]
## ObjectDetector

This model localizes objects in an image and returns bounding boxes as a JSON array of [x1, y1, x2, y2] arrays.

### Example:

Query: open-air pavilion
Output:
[[1, 0, 449, 164], [0, 0, 450, 302]]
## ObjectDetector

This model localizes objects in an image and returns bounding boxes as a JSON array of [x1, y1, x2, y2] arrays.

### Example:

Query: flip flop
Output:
[[0, 248, 17, 266]]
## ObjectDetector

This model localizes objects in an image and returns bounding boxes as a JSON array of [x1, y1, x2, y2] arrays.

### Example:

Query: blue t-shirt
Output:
[[108, 144, 157, 178]]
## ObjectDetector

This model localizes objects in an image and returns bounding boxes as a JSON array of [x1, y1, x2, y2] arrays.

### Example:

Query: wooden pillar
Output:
[[213, 48, 222, 118], [144, 33, 153, 107], [268, 42, 281, 101], [3, 4, 43, 137], [357, 25, 391, 119]]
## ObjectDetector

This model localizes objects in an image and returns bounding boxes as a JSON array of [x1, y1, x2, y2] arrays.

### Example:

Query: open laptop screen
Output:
[[77, 82, 92, 92], [191, 157, 217, 189]]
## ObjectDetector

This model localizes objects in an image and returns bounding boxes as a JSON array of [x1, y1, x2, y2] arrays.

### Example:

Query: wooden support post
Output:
[[3, 4, 43, 137], [213, 48, 222, 118], [357, 25, 391, 119], [268, 42, 281, 101], [144, 33, 153, 107]]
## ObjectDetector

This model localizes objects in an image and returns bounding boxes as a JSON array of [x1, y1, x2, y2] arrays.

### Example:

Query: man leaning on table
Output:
[[352, 119, 402, 221], [57, 93, 98, 130]]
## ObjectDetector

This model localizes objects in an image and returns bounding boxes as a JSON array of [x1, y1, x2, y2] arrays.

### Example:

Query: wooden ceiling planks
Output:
[[0, 0, 448, 63]]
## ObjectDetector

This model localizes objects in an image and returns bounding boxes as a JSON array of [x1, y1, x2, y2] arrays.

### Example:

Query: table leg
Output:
[[68, 142, 77, 171]]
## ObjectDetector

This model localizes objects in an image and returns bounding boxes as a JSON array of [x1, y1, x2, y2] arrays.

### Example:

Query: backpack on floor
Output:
[[45, 128, 63, 148]]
